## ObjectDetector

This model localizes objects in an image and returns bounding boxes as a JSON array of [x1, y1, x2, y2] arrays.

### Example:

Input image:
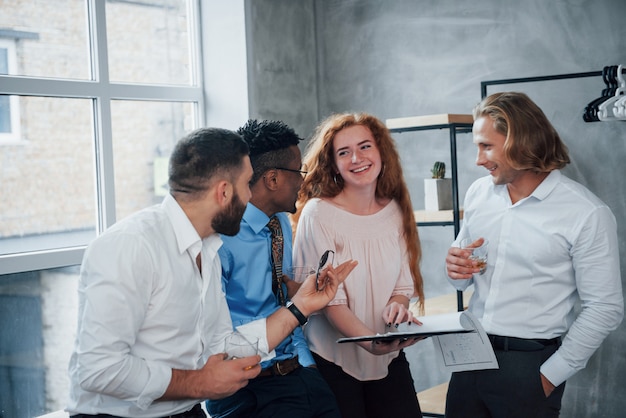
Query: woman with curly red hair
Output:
[[292, 112, 425, 418]]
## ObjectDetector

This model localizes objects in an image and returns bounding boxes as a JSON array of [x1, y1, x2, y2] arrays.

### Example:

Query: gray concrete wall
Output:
[[244, 0, 319, 139], [245, 1, 626, 416]]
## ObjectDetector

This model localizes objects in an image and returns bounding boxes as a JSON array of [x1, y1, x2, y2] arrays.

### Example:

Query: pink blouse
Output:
[[293, 198, 415, 380]]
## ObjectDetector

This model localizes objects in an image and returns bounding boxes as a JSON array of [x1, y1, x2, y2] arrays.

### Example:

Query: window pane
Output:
[[0, 95, 11, 133], [0, 266, 79, 417], [0, 0, 90, 80], [1, 44, 19, 138], [0, 46, 8, 73], [111, 100, 194, 220], [106, 0, 193, 85], [0, 97, 96, 256]]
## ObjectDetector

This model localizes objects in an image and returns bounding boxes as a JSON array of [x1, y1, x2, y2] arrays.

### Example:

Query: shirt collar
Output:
[[530, 170, 561, 201], [493, 170, 561, 204], [242, 202, 272, 235], [162, 193, 222, 255]]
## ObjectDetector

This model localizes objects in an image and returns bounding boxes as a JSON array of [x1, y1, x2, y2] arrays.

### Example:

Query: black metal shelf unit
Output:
[[388, 116, 473, 312]]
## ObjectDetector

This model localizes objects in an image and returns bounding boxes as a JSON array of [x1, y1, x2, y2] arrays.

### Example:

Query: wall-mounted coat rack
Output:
[[480, 65, 626, 122]]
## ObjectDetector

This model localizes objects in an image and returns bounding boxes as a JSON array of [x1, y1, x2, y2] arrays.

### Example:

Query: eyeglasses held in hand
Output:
[[315, 250, 335, 291]]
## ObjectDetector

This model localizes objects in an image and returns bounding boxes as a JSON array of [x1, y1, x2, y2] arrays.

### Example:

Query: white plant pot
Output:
[[424, 178, 453, 211]]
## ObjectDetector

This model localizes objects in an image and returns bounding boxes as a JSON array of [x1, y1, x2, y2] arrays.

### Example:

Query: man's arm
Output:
[[73, 235, 169, 401], [161, 354, 261, 400], [540, 206, 623, 388], [265, 260, 357, 350]]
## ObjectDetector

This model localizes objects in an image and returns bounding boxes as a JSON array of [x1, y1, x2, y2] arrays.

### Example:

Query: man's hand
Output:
[[446, 237, 484, 279], [161, 353, 261, 401], [540, 373, 555, 397], [291, 259, 357, 317]]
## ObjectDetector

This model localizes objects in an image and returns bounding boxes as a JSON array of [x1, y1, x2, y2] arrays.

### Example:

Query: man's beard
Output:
[[212, 190, 247, 236]]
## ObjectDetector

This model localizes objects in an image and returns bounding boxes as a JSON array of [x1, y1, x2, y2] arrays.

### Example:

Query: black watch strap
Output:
[[286, 301, 308, 326]]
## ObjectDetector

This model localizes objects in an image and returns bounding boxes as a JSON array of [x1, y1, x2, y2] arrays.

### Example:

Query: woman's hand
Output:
[[382, 296, 422, 327], [367, 336, 424, 355], [366, 297, 424, 355]]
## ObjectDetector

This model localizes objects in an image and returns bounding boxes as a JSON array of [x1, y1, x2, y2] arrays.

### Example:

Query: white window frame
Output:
[[0, 0, 207, 275], [0, 39, 22, 143]]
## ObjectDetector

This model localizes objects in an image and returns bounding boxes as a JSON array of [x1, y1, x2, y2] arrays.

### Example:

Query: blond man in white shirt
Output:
[[445, 92, 623, 418]]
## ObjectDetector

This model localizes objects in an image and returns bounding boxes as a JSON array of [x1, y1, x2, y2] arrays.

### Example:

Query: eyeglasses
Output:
[[275, 167, 308, 178], [315, 250, 335, 291]]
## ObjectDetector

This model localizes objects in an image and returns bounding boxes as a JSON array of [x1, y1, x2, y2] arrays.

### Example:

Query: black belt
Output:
[[488, 334, 561, 352], [70, 403, 205, 418], [257, 355, 302, 377]]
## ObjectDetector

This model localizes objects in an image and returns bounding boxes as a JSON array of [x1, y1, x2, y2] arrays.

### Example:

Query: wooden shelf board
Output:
[[417, 381, 449, 415], [411, 290, 473, 317], [386, 114, 473, 130], [414, 209, 463, 223]]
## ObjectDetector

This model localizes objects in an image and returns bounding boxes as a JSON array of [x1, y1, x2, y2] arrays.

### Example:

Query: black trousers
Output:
[[445, 342, 565, 418], [313, 350, 422, 418], [205, 365, 341, 418]]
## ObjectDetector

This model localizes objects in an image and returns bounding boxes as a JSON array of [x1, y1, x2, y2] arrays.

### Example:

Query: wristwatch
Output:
[[286, 301, 308, 326]]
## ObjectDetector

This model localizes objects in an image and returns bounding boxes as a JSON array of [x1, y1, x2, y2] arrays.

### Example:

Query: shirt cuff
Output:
[[137, 361, 171, 410], [391, 289, 414, 299], [540, 350, 576, 387], [236, 318, 275, 362]]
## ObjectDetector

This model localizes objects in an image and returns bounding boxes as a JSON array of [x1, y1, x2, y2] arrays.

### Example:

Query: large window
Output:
[[0, 0, 203, 270], [0, 1, 203, 415]]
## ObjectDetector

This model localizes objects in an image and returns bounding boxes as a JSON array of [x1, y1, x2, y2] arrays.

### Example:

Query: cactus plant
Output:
[[431, 161, 446, 179]]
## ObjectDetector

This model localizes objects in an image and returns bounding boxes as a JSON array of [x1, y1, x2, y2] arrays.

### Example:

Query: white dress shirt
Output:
[[67, 194, 267, 417], [448, 170, 623, 387]]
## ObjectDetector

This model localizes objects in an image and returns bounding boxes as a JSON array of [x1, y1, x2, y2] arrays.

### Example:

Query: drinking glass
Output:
[[460, 238, 489, 275], [285, 266, 316, 282], [224, 332, 259, 360]]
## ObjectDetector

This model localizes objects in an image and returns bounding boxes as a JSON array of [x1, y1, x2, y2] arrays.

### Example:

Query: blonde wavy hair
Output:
[[293, 112, 424, 312], [474, 92, 570, 172]]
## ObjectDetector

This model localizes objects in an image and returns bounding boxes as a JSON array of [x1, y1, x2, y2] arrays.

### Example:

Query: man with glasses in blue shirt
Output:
[[205, 120, 341, 418]]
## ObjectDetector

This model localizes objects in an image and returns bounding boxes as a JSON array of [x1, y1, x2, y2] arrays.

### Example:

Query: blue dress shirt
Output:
[[219, 203, 315, 368]]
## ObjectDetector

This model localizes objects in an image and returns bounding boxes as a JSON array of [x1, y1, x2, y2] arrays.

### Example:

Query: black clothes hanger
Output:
[[583, 65, 618, 122], [598, 64, 626, 121]]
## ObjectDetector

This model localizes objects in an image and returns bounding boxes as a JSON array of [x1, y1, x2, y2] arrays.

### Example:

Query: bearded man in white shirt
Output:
[[66, 127, 357, 418], [445, 92, 623, 418]]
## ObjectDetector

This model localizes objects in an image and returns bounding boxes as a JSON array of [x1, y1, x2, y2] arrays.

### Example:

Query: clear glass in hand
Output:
[[224, 332, 259, 360], [286, 265, 316, 282], [460, 238, 489, 275]]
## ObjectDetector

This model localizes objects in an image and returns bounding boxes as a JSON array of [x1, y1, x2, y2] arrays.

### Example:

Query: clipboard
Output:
[[337, 311, 499, 373], [337, 328, 473, 343]]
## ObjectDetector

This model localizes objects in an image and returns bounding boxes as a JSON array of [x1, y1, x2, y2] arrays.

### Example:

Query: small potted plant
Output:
[[424, 161, 452, 211]]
